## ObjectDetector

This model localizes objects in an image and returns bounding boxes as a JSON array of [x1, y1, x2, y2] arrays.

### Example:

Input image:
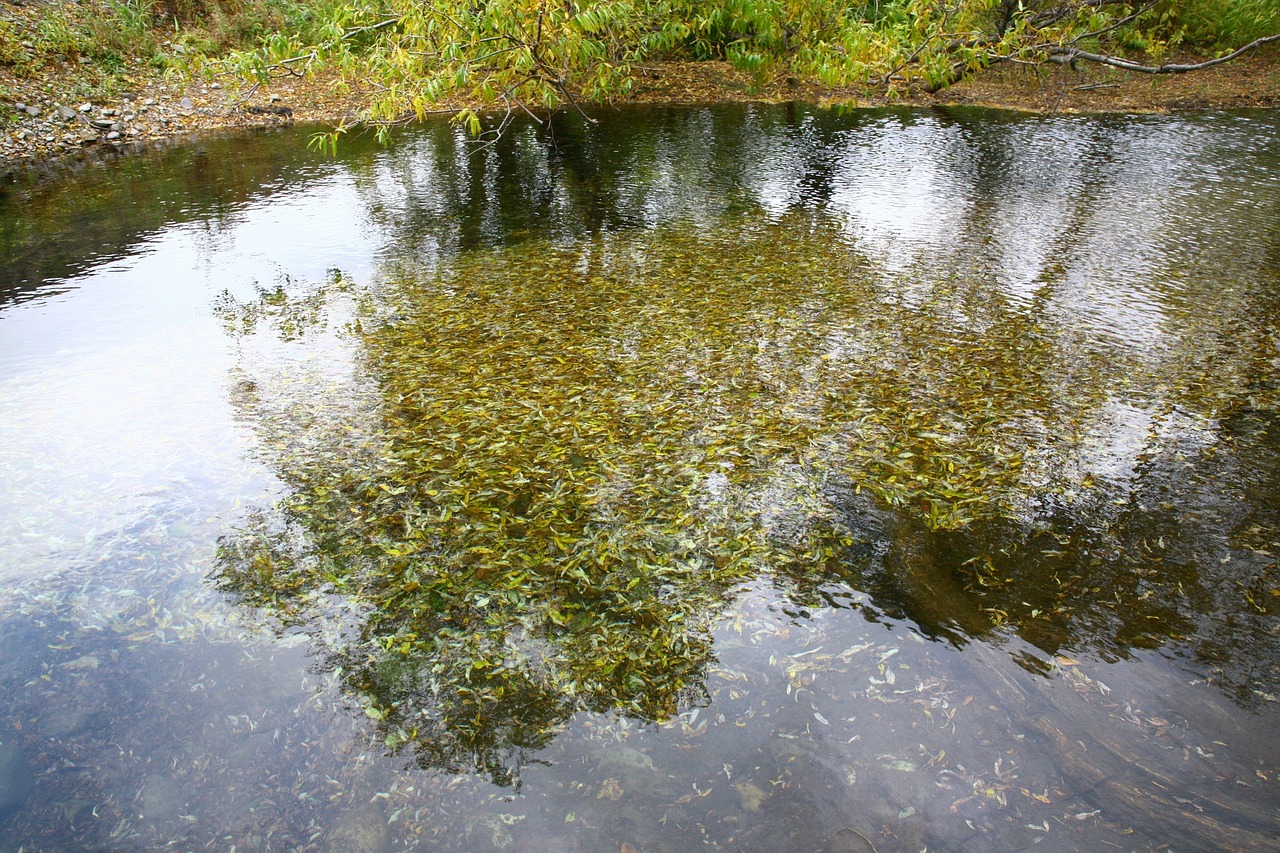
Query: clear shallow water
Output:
[[0, 107, 1278, 851]]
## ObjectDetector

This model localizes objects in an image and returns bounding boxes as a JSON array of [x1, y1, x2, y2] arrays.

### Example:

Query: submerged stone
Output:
[[734, 781, 768, 812], [0, 744, 34, 817], [141, 772, 185, 820], [324, 803, 389, 853]]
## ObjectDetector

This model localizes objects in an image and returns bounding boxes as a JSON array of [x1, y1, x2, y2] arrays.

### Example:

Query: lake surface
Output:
[[1, 104, 1279, 852]]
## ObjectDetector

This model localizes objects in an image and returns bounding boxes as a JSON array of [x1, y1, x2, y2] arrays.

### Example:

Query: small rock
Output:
[[143, 98, 157, 106], [77, 56, 91, 64], [122, 113, 135, 121], [141, 773, 184, 819], [38, 707, 90, 738], [102, 108, 117, 117], [20, 41, 34, 50], [324, 803, 389, 853], [106, 131, 121, 141], [269, 93, 282, 102], [56, 106, 77, 120], [179, 97, 195, 110], [734, 781, 768, 813], [91, 119, 114, 130], [210, 82, 222, 90], [13, 102, 25, 112], [79, 130, 98, 144], [122, 93, 137, 102], [78, 103, 92, 113], [24, 105, 40, 117]]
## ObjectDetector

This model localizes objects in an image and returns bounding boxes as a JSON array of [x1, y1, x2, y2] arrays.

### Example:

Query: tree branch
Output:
[[1054, 32, 1280, 74], [343, 18, 401, 40]]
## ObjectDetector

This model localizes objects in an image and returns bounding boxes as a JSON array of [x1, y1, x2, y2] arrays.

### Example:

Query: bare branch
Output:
[[1056, 32, 1280, 74], [343, 18, 402, 40]]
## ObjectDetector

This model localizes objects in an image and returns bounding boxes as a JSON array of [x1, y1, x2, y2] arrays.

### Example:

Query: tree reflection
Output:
[[214, 105, 1280, 784]]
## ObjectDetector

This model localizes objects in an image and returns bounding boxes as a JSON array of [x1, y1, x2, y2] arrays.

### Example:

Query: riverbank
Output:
[[3, 43, 1278, 174]]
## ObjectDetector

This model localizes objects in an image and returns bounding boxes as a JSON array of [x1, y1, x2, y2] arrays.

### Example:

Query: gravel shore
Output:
[[0, 69, 354, 176]]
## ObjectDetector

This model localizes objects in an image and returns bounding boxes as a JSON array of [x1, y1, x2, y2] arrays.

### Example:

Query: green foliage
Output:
[[1143, 0, 1280, 50], [32, 8, 88, 61], [212, 0, 1274, 135], [0, 18, 28, 68], [0, 0, 293, 78], [6, 0, 1279, 128], [9, 0, 1275, 125], [81, 1, 162, 67]]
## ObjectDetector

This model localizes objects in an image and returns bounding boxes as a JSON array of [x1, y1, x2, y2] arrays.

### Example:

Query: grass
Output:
[[0, 0, 293, 79]]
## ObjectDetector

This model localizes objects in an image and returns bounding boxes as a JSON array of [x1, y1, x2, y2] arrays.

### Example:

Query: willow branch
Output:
[[343, 18, 401, 39], [1054, 32, 1280, 73]]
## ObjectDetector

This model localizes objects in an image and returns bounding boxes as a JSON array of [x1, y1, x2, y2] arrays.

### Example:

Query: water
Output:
[[1, 106, 1278, 851]]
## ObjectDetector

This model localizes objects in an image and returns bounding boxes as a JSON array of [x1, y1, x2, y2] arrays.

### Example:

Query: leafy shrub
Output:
[[1145, 0, 1280, 50]]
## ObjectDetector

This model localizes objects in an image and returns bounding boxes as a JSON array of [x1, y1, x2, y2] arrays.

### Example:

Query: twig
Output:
[[228, 81, 261, 110], [342, 18, 401, 40], [823, 825, 880, 853], [425, 3, 471, 34], [255, 52, 316, 79]]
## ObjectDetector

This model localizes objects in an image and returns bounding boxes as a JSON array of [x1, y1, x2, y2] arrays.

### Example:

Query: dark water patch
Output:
[[0, 126, 376, 309]]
